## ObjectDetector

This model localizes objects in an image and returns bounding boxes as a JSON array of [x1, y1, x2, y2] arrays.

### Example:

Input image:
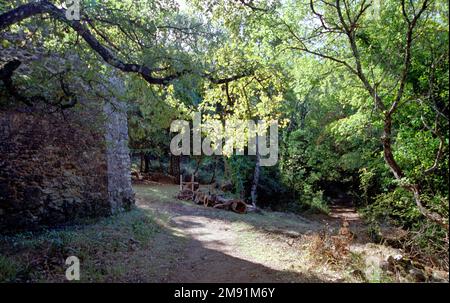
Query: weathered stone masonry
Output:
[[0, 102, 135, 232], [104, 101, 135, 214]]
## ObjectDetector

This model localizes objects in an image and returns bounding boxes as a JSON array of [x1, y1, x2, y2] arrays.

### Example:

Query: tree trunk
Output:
[[410, 184, 449, 229], [251, 136, 260, 207], [193, 157, 202, 177], [382, 115, 404, 179], [382, 115, 448, 229], [169, 154, 180, 182], [144, 153, 150, 173], [140, 152, 144, 173], [209, 157, 217, 184], [169, 154, 174, 175]]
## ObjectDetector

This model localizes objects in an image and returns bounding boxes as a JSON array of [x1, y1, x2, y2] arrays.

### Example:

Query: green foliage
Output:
[[362, 188, 422, 227], [0, 209, 162, 282], [227, 156, 254, 198], [299, 186, 329, 215], [0, 255, 19, 282], [407, 222, 449, 268]]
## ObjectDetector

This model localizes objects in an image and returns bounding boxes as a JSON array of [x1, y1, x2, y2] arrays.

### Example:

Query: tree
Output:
[[274, 0, 448, 228], [0, 0, 253, 108]]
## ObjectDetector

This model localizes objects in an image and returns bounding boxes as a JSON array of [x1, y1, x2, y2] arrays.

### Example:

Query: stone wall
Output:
[[104, 102, 134, 214], [0, 102, 134, 232]]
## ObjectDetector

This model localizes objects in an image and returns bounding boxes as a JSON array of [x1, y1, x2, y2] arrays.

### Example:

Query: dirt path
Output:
[[136, 184, 323, 282], [306, 201, 372, 245], [328, 204, 361, 222], [163, 208, 319, 282], [166, 215, 288, 282], [133, 184, 411, 282]]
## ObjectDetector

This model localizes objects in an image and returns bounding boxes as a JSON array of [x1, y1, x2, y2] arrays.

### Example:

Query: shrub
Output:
[[0, 255, 19, 282], [299, 185, 329, 214]]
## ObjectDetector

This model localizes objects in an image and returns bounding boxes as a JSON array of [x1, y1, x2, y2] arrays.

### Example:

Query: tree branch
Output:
[[389, 0, 430, 115], [0, 59, 78, 109], [236, 0, 270, 12], [0, 59, 34, 106], [206, 70, 254, 84], [421, 114, 445, 175], [0, 0, 248, 86], [336, 0, 386, 111], [409, 184, 448, 229]]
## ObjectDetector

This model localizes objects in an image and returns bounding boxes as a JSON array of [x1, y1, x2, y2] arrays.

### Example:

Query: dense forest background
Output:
[[1, 0, 448, 274]]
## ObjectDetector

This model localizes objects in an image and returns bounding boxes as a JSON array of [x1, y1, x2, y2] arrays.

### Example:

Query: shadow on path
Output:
[[135, 184, 324, 282]]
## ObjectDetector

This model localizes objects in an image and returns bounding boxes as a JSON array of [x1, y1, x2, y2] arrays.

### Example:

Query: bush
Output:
[[362, 188, 421, 228], [298, 185, 329, 214], [362, 188, 449, 270], [0, 255, 19, 282]]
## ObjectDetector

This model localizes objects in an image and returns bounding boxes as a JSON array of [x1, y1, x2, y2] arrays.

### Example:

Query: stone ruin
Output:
[[0, 33, 135, 232], [0, 100, 135, 232]]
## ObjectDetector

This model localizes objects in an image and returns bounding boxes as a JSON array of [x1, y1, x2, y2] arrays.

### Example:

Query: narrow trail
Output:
[[328, 204, 361, 222], [305, 197, 362, 226], [307, 199, 369, 243]]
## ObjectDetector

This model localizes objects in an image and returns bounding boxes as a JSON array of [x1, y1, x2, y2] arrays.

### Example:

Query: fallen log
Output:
[[215, 196, 231, 204], [177, 189, 194, 200], [231, 200, 247, 214], [194, 190, 217, 207], [193, 190, 207, 204], [177, 187, 247, 214], [204, 194, 217, 207], [213, 196, 233, 210], [214, 196, 247, 214]]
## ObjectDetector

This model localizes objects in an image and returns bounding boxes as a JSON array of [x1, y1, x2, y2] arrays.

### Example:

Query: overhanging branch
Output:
[[0, 0, 249, 86]]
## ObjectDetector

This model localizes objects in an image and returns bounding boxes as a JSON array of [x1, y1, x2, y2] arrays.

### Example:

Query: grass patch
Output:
[[0, 208, 165, 282], [0, 255, 20, 282]]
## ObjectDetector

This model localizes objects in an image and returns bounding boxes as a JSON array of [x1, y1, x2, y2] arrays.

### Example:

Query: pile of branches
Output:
[[177, 187, 248, 214]]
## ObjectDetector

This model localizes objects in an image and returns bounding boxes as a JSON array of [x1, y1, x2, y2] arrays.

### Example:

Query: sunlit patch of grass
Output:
[[233, 223, 324, 282], [134, 184, 178, 202]]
